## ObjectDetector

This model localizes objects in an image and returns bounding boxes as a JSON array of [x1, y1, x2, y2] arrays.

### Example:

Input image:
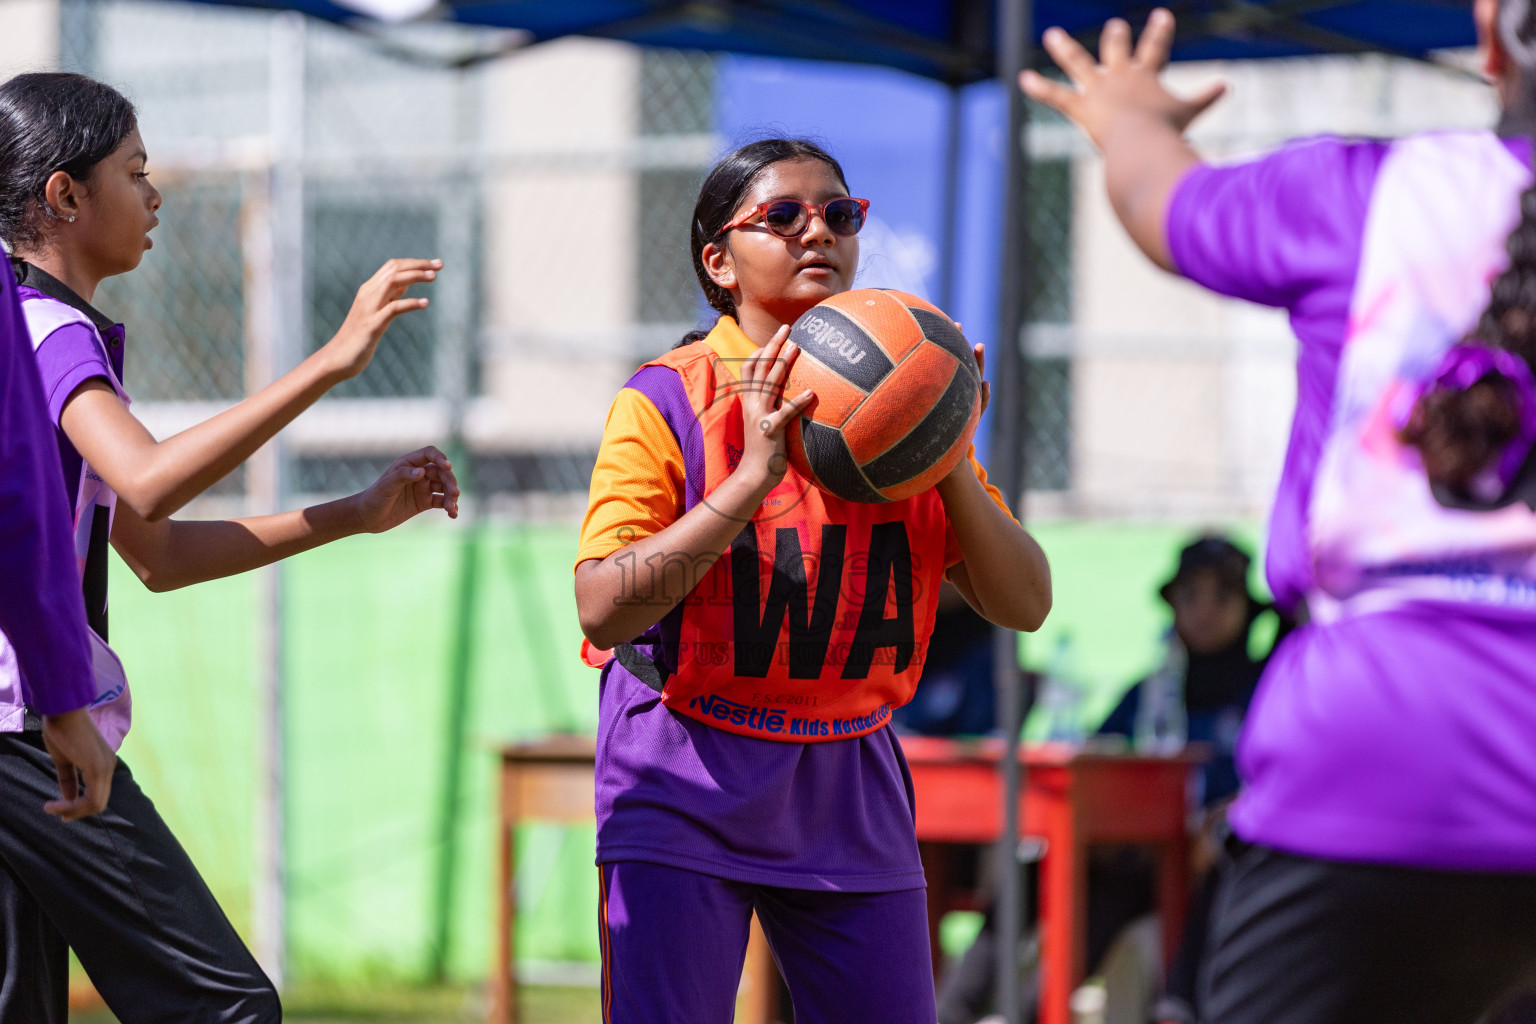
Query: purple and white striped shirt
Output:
[[0, 265, 132, 747], [0, 258, 95, 719]]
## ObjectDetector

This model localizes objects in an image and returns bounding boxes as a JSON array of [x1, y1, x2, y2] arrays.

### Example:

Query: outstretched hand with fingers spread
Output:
[[352, 446, 461, 533], [321, 258, 443, 381], [1019, 9, 1220, 270], [734, 326, 817, 493], [1020, 9, 1225, 150]]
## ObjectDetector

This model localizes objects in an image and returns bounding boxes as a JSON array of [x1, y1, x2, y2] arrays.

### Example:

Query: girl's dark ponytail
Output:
[[1401, 183, 1536, 498], [0, 73, 137, 251], [676, 138, 849, 348]]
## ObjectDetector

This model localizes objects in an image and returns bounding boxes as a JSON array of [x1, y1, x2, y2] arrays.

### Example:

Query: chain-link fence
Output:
[[69, 1, 725, 517], [72, 1, 1095, 519]]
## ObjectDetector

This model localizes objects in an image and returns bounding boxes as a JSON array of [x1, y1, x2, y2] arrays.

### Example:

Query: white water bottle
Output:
[[1041, 634, 1084, 747], [1070, 982, 1108, 1024], [1134, 632, 1187, 755]]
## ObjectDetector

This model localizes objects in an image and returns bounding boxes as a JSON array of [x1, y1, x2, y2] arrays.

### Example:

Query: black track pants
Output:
[[0, 733, 279, 1024], [1203, 842, 1536, 1024]]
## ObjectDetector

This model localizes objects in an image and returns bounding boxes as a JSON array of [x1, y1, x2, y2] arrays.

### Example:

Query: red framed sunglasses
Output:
[[716, 197, 870, 239]]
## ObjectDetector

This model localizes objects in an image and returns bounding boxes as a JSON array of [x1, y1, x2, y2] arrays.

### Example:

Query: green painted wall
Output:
[[106, 516, 1260, 982]]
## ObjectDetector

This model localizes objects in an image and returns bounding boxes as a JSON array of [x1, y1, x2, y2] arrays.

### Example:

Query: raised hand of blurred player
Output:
[[352, 446, 461, 533], [736, 325, 816, 492], [320, 258, 442, 382], [1019, 9, 1221, 270], [1020, 9, 1225, 151]]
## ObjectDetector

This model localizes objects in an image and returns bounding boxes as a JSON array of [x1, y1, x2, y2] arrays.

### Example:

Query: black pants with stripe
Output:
[[0, 733, 279, 1024], [1203, 842, 1536, 1024]]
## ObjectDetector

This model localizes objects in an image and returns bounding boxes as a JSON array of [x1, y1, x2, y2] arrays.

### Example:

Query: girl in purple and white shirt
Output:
[[1030, 4, 1536, 1022], [0, 72, 460, 1024]]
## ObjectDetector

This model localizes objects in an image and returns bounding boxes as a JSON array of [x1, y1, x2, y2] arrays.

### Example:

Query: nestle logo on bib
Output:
[[799, 314, 866, 366], [688, 694, 788, 734]]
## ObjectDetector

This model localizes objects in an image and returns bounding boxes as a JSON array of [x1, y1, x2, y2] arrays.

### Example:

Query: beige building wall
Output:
[[1069, 152, 1251, 519], [0, 0, 58, 76], [472, 37, 641, 451]]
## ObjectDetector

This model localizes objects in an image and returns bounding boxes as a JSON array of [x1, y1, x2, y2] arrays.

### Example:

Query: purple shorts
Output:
[[598, 861, 936, 1024]]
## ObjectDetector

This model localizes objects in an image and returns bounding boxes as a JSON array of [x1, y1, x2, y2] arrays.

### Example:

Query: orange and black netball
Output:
[[784, 289, 981, 503]]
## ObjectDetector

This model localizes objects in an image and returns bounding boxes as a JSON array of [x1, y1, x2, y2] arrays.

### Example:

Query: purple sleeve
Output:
[[1167, 136, 1388, 318], [626, 365, 706, 513], [35, 321, 110, 426], [0, 261, 95, 714]]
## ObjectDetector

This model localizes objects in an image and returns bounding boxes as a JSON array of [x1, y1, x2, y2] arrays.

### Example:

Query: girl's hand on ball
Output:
[[321, 258, 443, 381], [737, 326, 816, 492], [974, 343, 990, 417], [352, 445, 461, 533]]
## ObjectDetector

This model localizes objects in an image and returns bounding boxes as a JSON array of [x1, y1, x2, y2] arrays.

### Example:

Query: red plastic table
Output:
[[901, 737, 1202, 1024]]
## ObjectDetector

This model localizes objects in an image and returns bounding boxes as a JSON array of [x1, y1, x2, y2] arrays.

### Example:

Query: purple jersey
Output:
[[597, 662, 925, 891], [0, 259, 95, 718], [0, 264, 133, 747], [1168, 133, 1536, 869]]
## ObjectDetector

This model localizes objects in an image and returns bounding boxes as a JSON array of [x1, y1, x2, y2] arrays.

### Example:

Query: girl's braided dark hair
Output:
[[1401, 184, 1536, 495], [1400, 0, 1536, 496]]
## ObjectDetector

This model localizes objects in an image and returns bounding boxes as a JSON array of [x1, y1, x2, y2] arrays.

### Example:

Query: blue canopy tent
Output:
[[183, 0, 1476, 76], [174, 0, 1480, 1018]]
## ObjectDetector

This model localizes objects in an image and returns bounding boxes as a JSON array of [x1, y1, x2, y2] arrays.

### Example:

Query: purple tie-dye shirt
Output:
[[1168, 132, 1536, 869]]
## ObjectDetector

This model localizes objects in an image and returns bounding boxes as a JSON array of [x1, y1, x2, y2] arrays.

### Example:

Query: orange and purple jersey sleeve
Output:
[[575, 386, 687, 570]]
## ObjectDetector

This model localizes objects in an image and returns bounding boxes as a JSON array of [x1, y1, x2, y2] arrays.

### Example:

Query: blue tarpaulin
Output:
[[184, 0, 1476, 81]]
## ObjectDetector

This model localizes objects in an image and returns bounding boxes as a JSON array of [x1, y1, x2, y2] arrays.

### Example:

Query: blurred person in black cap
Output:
[[1101, 534, 1274, 810]]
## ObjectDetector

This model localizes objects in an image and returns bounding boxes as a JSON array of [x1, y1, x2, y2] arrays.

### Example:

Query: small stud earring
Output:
[[67, 215, 75, 223]]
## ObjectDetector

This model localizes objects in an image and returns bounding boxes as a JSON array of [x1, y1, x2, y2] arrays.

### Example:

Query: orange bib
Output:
[[603, 327, 950, 742]]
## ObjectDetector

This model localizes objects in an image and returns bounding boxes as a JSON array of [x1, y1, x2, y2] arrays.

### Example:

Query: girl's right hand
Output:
[[735, 326, 815, 494], [349, 445, 460, 533], [320, 258, 443, 381]]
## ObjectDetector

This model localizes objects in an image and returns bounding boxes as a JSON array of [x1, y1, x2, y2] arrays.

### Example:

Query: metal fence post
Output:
[[428, 63, 481, 984], [251, 9, 306, 989], [994, 1, 1035, 1022]]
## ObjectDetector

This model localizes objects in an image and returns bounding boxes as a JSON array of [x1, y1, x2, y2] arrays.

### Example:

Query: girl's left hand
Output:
[[973, 343, 990, 417], [322, 259, 443, 382], [352, 446, 461, 532]]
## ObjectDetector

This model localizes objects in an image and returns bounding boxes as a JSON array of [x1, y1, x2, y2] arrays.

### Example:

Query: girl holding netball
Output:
[[0, 72, 457, 1024], [1027, 6, 1536, 1022], [574, 138, 1051, 1023]]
